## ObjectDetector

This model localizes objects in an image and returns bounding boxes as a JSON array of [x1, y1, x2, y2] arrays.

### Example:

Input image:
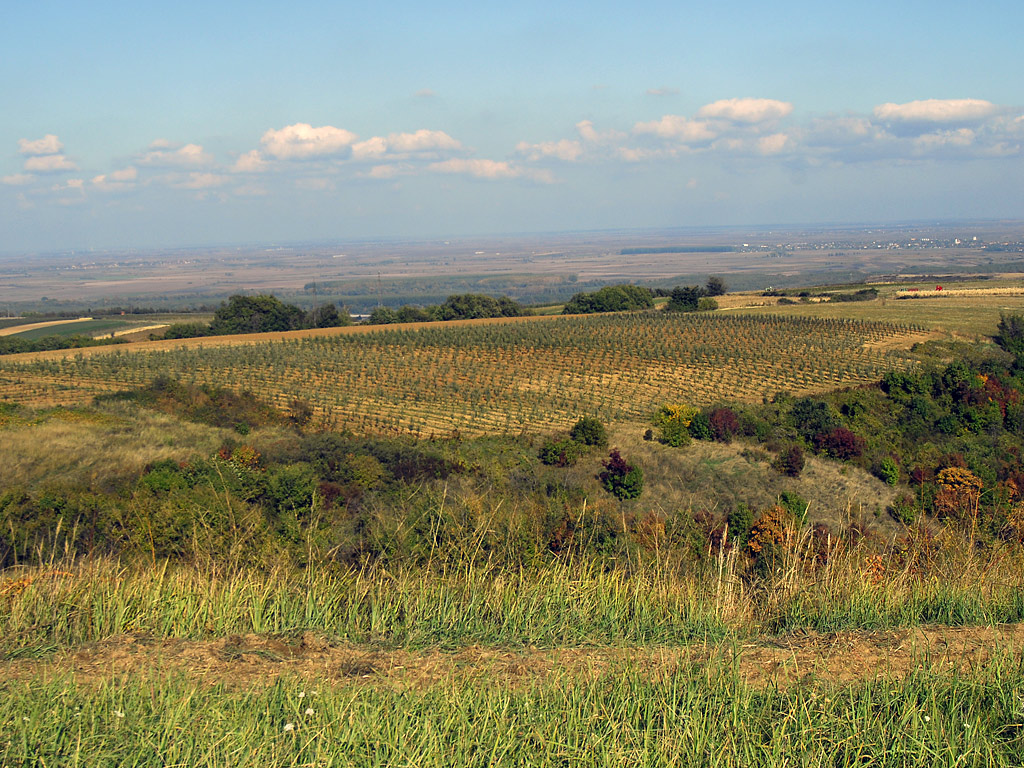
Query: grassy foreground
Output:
[[4, 540, 1024, 654], [4, 660, 1024, 767]]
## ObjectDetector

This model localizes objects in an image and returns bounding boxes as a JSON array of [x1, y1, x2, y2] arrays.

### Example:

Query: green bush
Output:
[[569, 417, 608, 448], [599, 450, 644, 500], [538, 438, 586, 467]]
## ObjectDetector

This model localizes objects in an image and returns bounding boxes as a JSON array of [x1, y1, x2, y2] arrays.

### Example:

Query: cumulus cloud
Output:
[[757, 133, 790, 155], [24, 154, 78, 172], [352, 137, 388, 161], [19, 134, 63, 155], [352, 130, 462, 161], [260, 123, 358, 159], [427, 158, 553, 182], [141, 143, 213, 167], [92, 166, 138, 190], [2, 173, 33, 186], [515, 139, 583, 162], [873, 98, 998, 124], [634, 115, 716, 143], [912, 128, 976, 153], [697, 98, 793, 123], [575, 119, 625, 145], [233, 150, 267, 172], [388, 129, 461, 154], [51, 178, 84, 192], [361, 164, 412, 179], [429, 158, 520, 179]]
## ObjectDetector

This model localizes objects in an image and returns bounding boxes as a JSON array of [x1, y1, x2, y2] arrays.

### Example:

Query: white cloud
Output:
[[352, 137, 388, 161], [575, 119, 626, 145], [233, 150, 267, 173], [912, 128, 976, 153], [515, 139, 583, 162], [873, 98, 997, 123], [646, 87, 679, 97], [634, 115, 716, 143], [19, 134, 63, 155], [757, 133, 790, 155], [429, 158, 520, 179], [352, 130, 462, 161], [388, 129, 461, 154], [428, 158, 553, 182], [51, 179, 85, 195], [141, 143, 213, 167], [415, 88, 436, 98], [362, 163, 413, 179], [697, 98, 793, 123], [24, 154, 77, 172], [260, 123, 358, 159], [92, 166, 137, 190], [2, 173, 33, 186], [110, 166, 138, 182]]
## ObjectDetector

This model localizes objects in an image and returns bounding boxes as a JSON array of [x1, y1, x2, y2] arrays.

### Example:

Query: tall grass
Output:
[[4, 658, 1023, 767], [3, 530, 1024, 654]]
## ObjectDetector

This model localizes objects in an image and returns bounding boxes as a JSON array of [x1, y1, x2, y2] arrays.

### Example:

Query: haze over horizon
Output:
[[3, 0, 1022, 254]]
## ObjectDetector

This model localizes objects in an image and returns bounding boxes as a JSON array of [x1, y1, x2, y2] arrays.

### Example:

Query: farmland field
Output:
[[0, 312, 925, 436]]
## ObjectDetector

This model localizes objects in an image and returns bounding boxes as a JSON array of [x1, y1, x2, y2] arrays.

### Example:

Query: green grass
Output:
[[10, 319, 127, 340], [0, 562, 731, 653], [3, 659, 1023, 767], [4, 548, 1024, 656]]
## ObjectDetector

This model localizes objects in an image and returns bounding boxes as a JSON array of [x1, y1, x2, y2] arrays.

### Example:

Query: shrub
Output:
[[538, 438, 586, 467], [725, 503, 754, 548], [777, 490, 809, 525], [774, 444, 805, 477], [888, 494, 917, 525], [569, 417, 608, 447], [709, 407, 740, 442], [813, 427, 866, 460], [877, 457, 900, 486], [653, 404, 698, 447], [599, 449, 644, 500]]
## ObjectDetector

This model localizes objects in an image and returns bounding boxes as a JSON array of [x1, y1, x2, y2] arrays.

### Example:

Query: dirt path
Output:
[[6, 623, 1023, 690], [0, 317, 93, 337]]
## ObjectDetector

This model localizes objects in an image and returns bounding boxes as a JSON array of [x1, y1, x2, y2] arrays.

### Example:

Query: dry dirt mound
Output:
[[6, 624, 1024, 690]]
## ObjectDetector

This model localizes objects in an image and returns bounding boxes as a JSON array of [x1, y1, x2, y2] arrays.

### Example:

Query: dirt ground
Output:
[[5, 624, 1023, 690]]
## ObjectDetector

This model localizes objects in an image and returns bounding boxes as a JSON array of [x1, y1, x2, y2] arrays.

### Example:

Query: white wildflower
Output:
[[305, 707, 315, 716], [284, 722, 295, 732]]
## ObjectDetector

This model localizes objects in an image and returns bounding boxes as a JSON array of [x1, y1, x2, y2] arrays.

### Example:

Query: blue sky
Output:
[[2, 0, 1022, 252]]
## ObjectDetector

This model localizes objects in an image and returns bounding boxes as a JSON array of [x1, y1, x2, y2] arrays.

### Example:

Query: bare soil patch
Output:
[[6, 624, 1023, 690]]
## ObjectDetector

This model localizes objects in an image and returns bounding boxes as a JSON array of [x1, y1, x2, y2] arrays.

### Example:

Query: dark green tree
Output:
[[210, 295, 307, 335], [705, 276, 728, 296], [569, 417, 608, 447], [665, 285, 705, 312]]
